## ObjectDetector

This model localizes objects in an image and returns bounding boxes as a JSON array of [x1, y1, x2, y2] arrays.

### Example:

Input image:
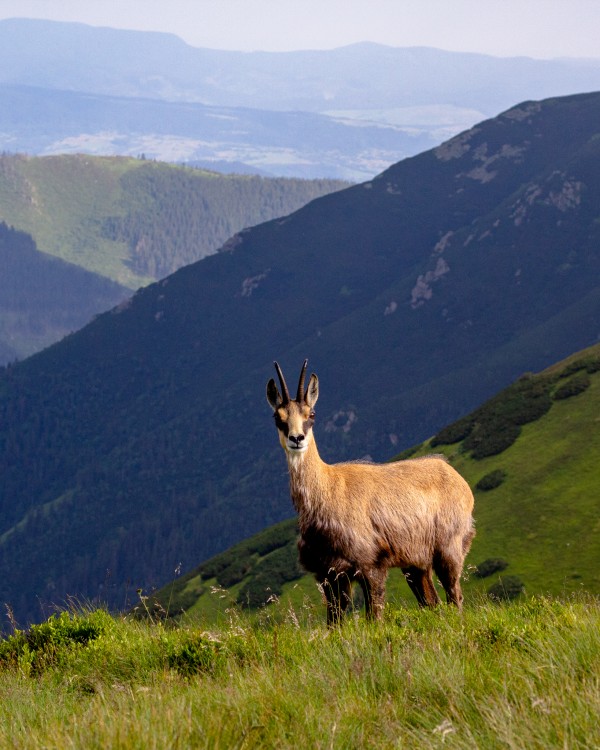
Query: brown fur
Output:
[[267, 361, 475, 625]]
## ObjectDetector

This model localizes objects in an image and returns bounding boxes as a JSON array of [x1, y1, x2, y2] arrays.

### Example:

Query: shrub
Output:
[[490, 378, 553, 426], [487, 575, 525, 601], [464, 420, 521, 459], [510, 390, 553, 425], [434, 375, 553, 459], [166, 633, 224, 677], [557, 356, 600, 377], [392, 443, 423, 461], [586, 357, 600, 373], [0, 610, 114, 675], [199, 549, 240, 580], [431, 416, 474, 446], [553, 372, 591, 400], [237, 543, 302, 608], [475, 469, 507, 491], [247, 520, 297, 557], [199, 521, 296, 582], [217, 558, 253, 588], [474, 558, 509, 578], [558, 359, 588, 378]]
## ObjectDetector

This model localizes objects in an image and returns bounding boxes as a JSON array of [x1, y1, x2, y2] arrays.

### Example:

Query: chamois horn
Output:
[[274, 361, 290, 404], [297, 359, 308, 402]]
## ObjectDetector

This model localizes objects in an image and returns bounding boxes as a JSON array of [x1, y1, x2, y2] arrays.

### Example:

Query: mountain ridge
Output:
[[0, 83, 429, 180], [3, 19, 600, 113], [0, 153, 348, 361]]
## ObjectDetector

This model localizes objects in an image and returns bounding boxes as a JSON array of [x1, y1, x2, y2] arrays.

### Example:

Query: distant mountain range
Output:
[[2, 19, 600, 177], [0, 153, 347, 362], [1, 91, 599, 625]]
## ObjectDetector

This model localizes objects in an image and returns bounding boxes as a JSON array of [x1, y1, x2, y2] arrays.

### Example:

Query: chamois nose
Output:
[[289, 434, 305, 446]]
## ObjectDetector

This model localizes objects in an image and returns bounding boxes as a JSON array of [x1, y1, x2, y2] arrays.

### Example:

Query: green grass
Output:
[[0, 596, 598, 748], [435, 358, 600, 597]]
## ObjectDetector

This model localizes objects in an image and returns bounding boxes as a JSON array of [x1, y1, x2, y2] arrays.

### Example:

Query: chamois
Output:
[[266, 360, 475, 625]]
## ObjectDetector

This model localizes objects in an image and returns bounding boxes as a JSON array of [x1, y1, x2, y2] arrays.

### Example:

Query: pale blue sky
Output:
[[0, 0, 598, 58]]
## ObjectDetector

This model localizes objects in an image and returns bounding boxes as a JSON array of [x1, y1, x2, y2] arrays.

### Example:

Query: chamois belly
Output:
[[297, 522, 371, 578]]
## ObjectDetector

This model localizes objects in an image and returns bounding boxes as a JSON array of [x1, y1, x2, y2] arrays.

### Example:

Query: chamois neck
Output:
[[285, 437, 329, 514]]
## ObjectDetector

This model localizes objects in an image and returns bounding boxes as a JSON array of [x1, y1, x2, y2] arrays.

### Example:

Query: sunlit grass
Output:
[[1, 594, 598, 748]]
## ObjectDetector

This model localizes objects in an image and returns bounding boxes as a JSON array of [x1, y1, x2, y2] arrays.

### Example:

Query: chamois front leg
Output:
[[433, 548, 467, 609], [402, 566, 442, 607], [359, 568, 388, 621], [321, 572, 352, 626]]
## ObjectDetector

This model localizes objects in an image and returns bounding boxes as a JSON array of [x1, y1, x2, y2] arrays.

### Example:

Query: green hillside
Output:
[[149, 344, 600, 623], [0, 153, 349, 288]]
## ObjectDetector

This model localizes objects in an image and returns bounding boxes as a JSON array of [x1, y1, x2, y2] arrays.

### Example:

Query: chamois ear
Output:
[[266, 378, 282, 410], [305, 373, 319, 408]]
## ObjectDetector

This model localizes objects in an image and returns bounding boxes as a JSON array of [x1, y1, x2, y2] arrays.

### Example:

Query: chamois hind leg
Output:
[[402, 566, 442, 608], [433, 548, 465, 609], [359, 568, 388, 621], [321, 572, 352, 626]]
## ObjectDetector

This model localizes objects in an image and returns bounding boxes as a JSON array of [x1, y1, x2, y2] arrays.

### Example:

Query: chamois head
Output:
[[266, 359, 319, 455]]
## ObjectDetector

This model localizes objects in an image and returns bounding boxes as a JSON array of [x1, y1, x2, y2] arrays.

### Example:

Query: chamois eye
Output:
[[309, 411, 315, 419]]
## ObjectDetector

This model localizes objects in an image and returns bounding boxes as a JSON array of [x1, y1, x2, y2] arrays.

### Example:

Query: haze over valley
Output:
[[2, 19, 600, 179]]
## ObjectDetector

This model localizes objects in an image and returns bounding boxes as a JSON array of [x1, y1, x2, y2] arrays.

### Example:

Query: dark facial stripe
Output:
[[274, 412, 289, 437], [274, 407, 315, 439]]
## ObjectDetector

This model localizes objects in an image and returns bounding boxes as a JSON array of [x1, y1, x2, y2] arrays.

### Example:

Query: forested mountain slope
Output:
[[0, 154, 347, 360], [0, 154, 348, 288], [1, 92, 599, 624], [0, 222, 128, 362]]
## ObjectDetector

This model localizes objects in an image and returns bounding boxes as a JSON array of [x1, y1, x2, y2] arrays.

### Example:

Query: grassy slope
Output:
[[448, 377, 600, 595], [152, 344, 600, 623], [0, 598, 598, 748]]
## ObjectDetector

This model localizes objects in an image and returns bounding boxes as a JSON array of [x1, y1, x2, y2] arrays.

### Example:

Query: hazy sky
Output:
[[0, 0, 599, 58]]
